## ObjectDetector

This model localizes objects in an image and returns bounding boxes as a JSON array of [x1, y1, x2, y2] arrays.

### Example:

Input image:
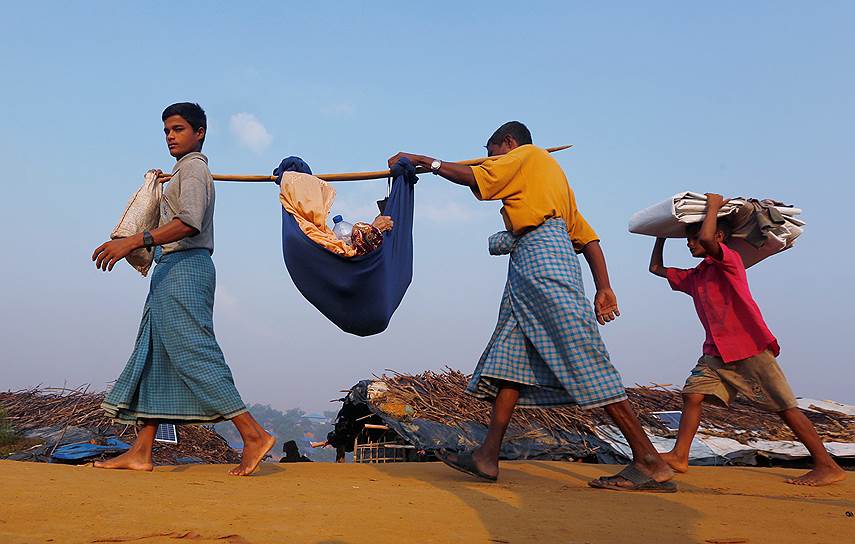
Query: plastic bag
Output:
[[351, 222, 384, 256]]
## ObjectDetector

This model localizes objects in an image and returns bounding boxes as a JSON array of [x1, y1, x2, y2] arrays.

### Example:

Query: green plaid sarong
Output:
[[468, 219, 628, 409], [102, 248, 247, 425]]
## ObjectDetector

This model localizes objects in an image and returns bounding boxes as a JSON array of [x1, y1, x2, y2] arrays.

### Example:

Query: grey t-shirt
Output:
[[160, 152, 215, 255]]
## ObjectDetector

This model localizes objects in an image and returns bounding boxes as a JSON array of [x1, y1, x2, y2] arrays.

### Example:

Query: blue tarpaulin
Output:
[[52, 437, 130, 461], [274, 157, 417, 336]]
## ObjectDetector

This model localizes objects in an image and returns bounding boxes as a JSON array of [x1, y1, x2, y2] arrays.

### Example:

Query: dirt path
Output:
[[1, 460, 851, 543]]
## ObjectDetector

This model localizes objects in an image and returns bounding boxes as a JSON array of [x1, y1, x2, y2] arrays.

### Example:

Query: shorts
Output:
[[682, 350, 798, 412]]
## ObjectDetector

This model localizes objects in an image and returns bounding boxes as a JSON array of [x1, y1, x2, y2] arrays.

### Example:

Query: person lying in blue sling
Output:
[[388, 122, 676, 491]]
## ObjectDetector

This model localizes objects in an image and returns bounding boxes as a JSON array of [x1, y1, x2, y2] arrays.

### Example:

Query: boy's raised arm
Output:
[[649, 237, 669, 278], [699, 193, 726, 260]]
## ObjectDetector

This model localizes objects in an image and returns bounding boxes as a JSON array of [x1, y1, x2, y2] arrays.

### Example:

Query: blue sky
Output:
[[1, 2, 853, 411]]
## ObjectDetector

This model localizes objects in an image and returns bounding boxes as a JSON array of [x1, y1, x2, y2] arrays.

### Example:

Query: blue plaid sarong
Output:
[[102, 248, 247, 425], [467, 218, 628, 409]]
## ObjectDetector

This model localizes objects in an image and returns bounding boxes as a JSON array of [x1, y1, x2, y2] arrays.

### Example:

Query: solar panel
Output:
[[154, 423, 178, 444], [650, 411, 683, 432]]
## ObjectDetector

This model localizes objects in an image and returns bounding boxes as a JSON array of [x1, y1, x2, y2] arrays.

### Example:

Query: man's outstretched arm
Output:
[[387, 152, 476, 188]]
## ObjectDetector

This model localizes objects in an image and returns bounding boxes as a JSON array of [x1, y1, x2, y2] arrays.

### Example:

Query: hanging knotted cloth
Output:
[[274, 156, 418, 336]]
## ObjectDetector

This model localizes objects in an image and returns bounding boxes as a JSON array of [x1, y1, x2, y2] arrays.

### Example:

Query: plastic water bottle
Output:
[[332, 215, 353, 245]]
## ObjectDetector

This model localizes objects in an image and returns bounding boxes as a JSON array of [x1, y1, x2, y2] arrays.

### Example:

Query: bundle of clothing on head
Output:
[[628, 191, 805, 267]]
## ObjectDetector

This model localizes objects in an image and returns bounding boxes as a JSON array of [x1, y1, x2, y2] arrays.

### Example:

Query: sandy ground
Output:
[[1, 460, 852, 544]]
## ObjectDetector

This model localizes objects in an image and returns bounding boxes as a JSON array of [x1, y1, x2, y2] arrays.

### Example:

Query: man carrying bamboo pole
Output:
[[91, 102, 275, 475], [388, 122, 676, 491]]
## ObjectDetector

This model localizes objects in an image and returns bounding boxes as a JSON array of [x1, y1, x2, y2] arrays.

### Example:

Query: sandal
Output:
[[588, 464, 677, 493], [436, 449, 497, 482]]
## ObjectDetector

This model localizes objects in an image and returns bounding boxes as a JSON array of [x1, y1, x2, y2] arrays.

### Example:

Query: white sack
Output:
[[111, 170, 162, 276]]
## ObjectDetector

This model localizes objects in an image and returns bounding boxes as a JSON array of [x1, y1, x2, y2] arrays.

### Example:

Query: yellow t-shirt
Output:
[[470, 144, 599, 252]]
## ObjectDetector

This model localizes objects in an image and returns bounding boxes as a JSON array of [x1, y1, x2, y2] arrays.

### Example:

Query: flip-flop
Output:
[[436, 449, 497, 482], [588, 464, 677, 493]]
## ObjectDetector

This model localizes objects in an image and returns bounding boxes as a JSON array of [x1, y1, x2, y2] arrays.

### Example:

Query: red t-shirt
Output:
[[667, 243, 780, 363]]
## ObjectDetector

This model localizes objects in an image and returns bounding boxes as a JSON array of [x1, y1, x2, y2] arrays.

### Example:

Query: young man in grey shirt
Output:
[[159, 150, 215, 255], [92, 102, 275, 476]]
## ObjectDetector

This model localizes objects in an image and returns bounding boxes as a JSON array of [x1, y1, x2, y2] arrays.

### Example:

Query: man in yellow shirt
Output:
[[388, 122, 675, 492]]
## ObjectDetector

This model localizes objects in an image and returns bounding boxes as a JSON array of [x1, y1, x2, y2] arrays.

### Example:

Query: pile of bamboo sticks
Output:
[[0, 386, 239, 464], [376, 369, 855, 444]]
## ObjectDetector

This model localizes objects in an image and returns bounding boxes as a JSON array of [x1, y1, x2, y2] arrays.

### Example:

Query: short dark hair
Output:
[[686, 218, 732, 239], [162, 102, 207, 146], [487, 121, 532, 147]]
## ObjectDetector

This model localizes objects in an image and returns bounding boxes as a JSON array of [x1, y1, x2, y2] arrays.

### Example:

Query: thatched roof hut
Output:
[[0, 386, 239, 465], [328, 369, 855, 466]]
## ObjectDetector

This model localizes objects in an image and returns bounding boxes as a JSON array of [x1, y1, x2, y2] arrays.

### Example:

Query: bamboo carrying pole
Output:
[[173, 145, 572, 184]]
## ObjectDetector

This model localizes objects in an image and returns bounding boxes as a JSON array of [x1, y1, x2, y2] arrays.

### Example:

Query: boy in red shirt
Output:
[[649, 193, 845, 486]]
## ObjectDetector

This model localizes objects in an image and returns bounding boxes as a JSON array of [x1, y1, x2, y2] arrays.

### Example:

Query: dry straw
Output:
[[377, 369, 855, 444], [0, 386, 239, 464]]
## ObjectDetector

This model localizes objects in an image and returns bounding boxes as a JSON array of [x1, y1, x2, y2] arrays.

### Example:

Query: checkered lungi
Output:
[[467, 218, 628, 409], [102, 248, 247, 425]]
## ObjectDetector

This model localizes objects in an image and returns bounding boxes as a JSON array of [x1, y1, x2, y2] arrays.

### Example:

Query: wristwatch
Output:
[[430, 159, 442, 174], [143, 230, 155, 248]]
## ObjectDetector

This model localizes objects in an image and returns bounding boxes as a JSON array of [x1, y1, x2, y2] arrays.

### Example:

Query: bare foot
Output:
[[93, 450, 153, 472], [785, 465, 846, 486], [660, 450, 689, 473], [229, 432, 276, 476]]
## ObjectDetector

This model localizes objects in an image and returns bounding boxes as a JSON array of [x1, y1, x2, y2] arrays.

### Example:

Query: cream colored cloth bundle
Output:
[[111, 170, 162, 276]]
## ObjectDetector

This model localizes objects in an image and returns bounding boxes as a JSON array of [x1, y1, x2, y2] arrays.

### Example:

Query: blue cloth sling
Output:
[[274, 156, 418, 336]]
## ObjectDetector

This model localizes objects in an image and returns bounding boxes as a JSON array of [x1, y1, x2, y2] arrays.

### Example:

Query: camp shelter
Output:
[[0, 387, 239, 465], [327, 370, 855, 467]]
